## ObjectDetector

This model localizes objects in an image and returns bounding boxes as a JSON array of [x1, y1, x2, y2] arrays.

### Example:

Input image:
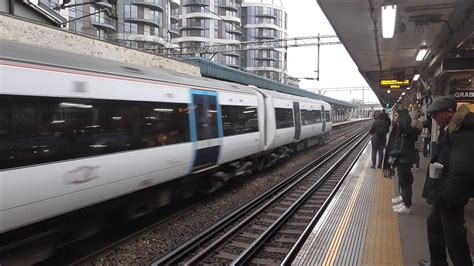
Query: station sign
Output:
[[380, 79, 410, 89], [454, 88, 474, 103]]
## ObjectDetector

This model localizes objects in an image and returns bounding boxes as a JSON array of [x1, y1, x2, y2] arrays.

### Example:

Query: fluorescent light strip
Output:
[[413, 74, 420, 81], [382, 4, 397, 38], [59, 102, 93, 108], [416, 47, 429, 61]]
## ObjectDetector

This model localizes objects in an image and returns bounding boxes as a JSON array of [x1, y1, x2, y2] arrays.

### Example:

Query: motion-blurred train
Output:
[[0, 40, 332, 234]]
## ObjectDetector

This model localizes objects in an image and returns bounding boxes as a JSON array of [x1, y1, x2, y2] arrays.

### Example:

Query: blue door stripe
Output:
[[216, 94, 224, 138]]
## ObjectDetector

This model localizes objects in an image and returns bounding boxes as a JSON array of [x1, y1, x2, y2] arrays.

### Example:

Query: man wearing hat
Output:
[[421, 96, 474, 266]]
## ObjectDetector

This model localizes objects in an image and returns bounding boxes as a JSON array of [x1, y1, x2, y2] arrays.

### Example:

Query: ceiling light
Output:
[[402, 92, 406, 95], [387, 89, 391, 93], [416, 46, 429, 61], [407, 87, 411, 90], [413, 74, 420, 81], [381, 4, 397, 38]]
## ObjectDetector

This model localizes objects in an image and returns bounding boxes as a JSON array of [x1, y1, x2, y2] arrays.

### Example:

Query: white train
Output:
[[0, 40, 332, 234]]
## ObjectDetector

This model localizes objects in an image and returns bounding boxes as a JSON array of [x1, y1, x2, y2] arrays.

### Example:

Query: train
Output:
[[0, 40, 332, 234]]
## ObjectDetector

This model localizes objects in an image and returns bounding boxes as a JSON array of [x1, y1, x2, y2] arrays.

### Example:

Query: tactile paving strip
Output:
[[293, 144, 403, 265]]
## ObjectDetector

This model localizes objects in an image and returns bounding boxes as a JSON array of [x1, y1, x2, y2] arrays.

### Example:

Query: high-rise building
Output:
[[117, 0, 179, 50], [39, 0, 289, 82], [172, 0, 242, 68], [241, 0, 287, 82], [63, 0, 118, 40]]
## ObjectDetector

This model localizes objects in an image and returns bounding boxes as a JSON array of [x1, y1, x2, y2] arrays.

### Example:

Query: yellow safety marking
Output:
[[322, 159, 369, 266], [362, 169, 403, 265]]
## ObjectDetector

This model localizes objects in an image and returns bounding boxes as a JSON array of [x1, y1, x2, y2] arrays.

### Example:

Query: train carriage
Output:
[[0, 40, 331, 234]]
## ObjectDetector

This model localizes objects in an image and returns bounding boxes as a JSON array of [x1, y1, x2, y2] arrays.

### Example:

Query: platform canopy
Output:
[[317, 0, 474, 106]]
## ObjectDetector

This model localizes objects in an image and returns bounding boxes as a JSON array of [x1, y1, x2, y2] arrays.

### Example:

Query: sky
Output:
[[284, 0, 379, 104]]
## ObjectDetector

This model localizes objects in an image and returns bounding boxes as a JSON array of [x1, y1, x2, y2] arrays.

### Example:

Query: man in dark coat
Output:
[[369, 112, 389, 168], [422, 96, 474, 266]]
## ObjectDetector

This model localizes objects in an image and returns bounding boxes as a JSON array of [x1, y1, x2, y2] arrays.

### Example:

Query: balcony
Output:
[[171, 14, 179, 23], [254, 34, 277, 40], [170, 0, 180, 8], [223, 51, 240, 57], [226, 29, 242, 35], [254, 56, 277, 61], [255, 13, 277, 19], [125, 17, 161, 28], [220, 4, 239, 12], [94, 1, 113, 10], [91, 20, 116, 31], [183, 0, 210, 7], [131, 0, 164, 11], [169, 28, 180, 38]]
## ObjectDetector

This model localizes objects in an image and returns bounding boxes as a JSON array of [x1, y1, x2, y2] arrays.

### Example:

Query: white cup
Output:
[[429, 162, 444, 179]]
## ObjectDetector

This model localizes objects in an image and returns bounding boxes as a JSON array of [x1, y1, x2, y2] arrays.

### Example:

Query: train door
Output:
[[293, 102, 301, 140], [321, 105, 326, 133], [189, 90, 223, 173]]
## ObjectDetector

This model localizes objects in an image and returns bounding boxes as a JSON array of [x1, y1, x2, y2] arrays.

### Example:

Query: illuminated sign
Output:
[[380, 79, 410, 89], [454, 88, 474, 103]]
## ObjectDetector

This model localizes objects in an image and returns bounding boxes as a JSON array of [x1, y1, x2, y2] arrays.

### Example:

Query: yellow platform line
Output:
[[322, 160, 369, 266], [362, 171, 403, 265]]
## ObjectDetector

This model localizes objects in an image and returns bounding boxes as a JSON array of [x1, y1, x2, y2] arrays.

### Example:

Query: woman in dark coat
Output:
[[383, 109, 421, 214], [369, 112, 389, 168]]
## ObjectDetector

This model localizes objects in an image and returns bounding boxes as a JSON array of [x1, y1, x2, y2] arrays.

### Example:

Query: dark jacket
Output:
[[422, 105, 474, 206], [369, 117, 389, 145], [383, 124, 398, 169], [387, 125, 421, 165]]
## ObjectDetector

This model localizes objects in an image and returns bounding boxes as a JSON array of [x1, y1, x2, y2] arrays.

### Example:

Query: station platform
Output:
[[293, 141, 474, 265]]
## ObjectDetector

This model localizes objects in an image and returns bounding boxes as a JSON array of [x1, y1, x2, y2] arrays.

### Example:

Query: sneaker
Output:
[[415, 168, 420, 171], [392, 202, 404, 209], [370, 165, 375, 169], [419, 259, 430, 266], [391, 195, 403, 204], [393, 204, 411, 214]]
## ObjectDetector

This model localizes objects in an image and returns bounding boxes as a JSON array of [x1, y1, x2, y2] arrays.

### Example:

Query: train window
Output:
[[301, 109, 323, 125], [300, 109, 314, 125], [221, 105, 258, 136], [325, 110, 331, 122], [275, 108, 294, 129], [0, 95, 190, 170], [315, 110, 322, 123], [193, 96, 219, 141]]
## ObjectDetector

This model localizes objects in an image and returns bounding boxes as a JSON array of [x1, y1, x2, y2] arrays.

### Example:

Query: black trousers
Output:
[[395, 163, 413, 207], [427, 203, 472, 266], [371, 140, 384, 167]]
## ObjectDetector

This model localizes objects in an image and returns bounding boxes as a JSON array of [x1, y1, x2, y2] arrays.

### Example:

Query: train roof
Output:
[[0, 40, 258, 95], [257, 88, 329, 107]]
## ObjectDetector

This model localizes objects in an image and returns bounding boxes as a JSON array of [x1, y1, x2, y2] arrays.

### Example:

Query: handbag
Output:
[[388, 156, 398, 167]]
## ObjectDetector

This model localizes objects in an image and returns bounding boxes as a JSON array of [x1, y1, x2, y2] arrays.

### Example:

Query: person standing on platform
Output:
[[383, 109, 420, 214], [369, 112, 389, 169], [421, 96, 474, 266], [412, 115, 424, 170], [421, 115, 432, 157], [381, 109, 391, 126]]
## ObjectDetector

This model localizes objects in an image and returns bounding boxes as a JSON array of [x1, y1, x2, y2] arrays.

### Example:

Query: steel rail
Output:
[[153, 126, 368, 265]]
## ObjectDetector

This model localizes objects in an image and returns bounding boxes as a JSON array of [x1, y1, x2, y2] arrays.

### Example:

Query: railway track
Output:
[[154, 128, 369, 265]]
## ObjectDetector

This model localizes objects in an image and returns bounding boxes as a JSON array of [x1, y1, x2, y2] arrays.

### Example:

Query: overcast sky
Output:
[[284, 0, 379, 104]]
